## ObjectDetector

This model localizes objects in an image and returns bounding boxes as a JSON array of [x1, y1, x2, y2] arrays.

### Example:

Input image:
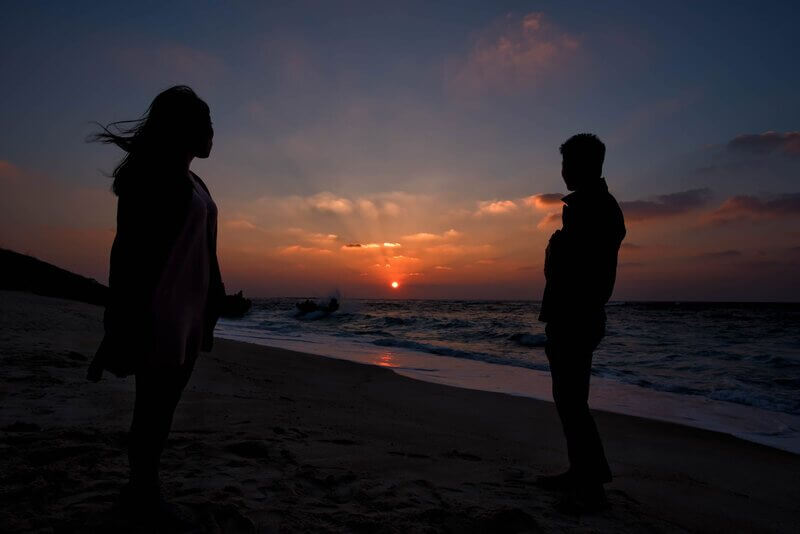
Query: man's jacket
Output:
[[96, 171, 225, 377], [539, 178, 625, 325]]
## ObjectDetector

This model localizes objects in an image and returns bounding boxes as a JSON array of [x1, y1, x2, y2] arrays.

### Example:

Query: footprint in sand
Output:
[[387, 450, 430, 459], [441, 449, 482, 461], [318, 438, 358, 445], [224, 440, 272, 459]]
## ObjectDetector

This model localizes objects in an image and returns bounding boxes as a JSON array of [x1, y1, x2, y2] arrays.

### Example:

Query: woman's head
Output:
[[90, 85, 213, 195], [143, 86, 213, 159]]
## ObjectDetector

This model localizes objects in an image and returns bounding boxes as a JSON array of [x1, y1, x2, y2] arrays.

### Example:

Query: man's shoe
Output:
[[534, 470, 574, 491], [555, 484, 609, 515]]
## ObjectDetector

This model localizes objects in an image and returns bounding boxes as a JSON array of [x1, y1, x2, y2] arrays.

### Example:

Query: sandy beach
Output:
[[1, 290, 798, 533]]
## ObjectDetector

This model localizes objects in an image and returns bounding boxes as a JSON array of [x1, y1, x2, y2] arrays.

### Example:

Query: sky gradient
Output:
[[1, 1, 799, 300]]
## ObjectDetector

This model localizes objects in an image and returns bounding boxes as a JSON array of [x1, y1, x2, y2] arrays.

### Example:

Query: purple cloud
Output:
[[710, 193, 800, 222], [620, 188, 712, 222], [727, 131, 800, 156]]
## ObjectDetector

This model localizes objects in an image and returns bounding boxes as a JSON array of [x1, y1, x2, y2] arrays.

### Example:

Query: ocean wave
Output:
[[369, 337, 549, 372], [773, 377, 800, 388], [508, 333, 547, 348], [382, 316, 412, 326], [709, 389, 800, 414], [371, 337, 485, 359], [767, 356, 800, 369]]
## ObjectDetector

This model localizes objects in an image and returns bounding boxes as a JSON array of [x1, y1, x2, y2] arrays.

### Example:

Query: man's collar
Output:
[[562, 178, 608, 205]]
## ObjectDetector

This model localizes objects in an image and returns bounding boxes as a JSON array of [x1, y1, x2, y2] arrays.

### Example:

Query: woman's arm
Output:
[[202, 205, 225, 350], [193, 172, 226, 351]]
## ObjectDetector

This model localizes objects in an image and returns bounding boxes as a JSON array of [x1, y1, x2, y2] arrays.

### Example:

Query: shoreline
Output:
[[2, 290, 799, 532], [215, 327, 800, 455]]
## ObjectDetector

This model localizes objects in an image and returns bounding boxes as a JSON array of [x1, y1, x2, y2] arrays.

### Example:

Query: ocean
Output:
[[216, 298, 800, 453]]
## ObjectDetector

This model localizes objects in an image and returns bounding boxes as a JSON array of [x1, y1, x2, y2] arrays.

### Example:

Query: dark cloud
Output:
[[727, 131, 800, 156], [710, 193, 800, 222], [621, 242, 643, 250], [695, 250, 742, 259], [620, 188, 712, 222], [344, 243, 362, 248]]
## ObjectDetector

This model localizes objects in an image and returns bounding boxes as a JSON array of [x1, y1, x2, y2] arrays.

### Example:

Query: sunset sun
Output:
[[391, 281, 399, 289]]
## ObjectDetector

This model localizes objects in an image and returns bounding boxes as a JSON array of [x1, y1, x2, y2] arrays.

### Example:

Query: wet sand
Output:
[[1, 290, 798, 532]]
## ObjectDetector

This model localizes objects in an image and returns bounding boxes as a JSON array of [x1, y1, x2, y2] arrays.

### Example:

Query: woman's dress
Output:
[[147, 173, 218, 370]]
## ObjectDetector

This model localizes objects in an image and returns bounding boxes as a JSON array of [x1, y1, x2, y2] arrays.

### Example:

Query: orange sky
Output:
[[2, 157, 798, 300]]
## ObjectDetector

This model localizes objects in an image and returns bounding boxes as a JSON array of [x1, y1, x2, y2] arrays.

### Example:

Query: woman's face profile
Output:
[[193, 114, 213, 159]]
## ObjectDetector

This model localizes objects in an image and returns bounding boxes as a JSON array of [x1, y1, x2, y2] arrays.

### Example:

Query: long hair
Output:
[[89, 85, 210, 196]]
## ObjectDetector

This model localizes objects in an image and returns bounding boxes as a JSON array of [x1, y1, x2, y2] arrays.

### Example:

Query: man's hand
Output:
[[545, 229, 564, 279]]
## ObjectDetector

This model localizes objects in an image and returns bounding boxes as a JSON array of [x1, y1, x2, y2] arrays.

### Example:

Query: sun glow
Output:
[[391, 281, 399, 289]]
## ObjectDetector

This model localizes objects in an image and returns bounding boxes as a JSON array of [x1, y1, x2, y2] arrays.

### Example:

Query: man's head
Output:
[[560, 133, 605, 191]]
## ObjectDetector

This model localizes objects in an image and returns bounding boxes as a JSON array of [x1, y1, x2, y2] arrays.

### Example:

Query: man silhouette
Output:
[[536, 133, 626, 512]]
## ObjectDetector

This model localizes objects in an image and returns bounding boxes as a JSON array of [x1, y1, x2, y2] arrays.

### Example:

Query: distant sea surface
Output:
[[217, 299, 800, 453]]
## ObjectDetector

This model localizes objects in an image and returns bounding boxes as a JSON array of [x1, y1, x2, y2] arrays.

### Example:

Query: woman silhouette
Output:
[[87, 86, 225, 522]]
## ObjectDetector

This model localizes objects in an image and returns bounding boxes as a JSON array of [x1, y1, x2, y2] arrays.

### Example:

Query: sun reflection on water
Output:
[[373, 351, 397, 367]]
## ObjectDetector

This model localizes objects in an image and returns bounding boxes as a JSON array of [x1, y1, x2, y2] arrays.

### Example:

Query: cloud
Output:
[[249, 190, 425, 223], [727, 131, 800, 156], [425, 244, 493, 256], [307, 192, 354, 215], [709, 193, 800, 222], [402, 232, 439, 242], [285, 228, 338, 245], [695, 250, 742, 259], [311, 233, 338, 244], [620, 188, 712, 222], [357, 199, 379, 219], [536, 212, 561, 229], [476, 199, 518, 215], [434, 265, 454, 270], [522, 193, 563, 210], [279, 245, 332, 255], [621, 242, 643, 250], [520, 192, 564, 229], [401, 229, 461, 242], [447, 12, 580, 96], [382, 201, 401, 217], [223, 219, 259, 231], [341, 243, 397, 251]]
